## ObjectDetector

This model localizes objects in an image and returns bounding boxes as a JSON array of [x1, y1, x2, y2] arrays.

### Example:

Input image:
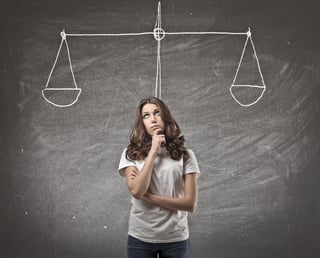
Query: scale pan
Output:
[[230, 85, 265, 107], [42, 88, 82, 107]]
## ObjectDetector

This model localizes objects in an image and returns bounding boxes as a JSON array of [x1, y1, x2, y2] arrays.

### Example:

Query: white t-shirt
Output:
[[118, 147, 200, 243]]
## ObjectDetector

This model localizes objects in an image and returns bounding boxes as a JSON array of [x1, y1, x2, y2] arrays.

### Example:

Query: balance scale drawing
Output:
[[42, 2, 266, 108]]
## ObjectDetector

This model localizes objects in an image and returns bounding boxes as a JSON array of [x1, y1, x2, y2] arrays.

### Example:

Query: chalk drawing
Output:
[[230, 28, 266, 107], [42, 2, 266, 107], [42, 30, 82, 108]]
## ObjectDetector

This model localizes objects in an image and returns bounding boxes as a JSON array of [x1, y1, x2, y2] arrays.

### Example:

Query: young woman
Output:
[[118, 97, 200, 258]]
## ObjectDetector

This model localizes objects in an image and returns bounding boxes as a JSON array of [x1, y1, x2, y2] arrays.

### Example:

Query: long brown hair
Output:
[[126, 97, 189, 161]]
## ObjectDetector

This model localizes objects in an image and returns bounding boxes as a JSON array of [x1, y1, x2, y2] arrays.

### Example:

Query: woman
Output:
[[118, 97, 200, 258]]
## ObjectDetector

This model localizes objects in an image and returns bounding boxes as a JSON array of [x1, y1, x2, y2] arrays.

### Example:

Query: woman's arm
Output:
[[142, 173, 199, 213], [124, 151, 157, 199], [124, 129, 165, 199]]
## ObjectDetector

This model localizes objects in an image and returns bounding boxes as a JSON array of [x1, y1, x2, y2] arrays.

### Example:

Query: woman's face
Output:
[[141, 103, 165, 136]]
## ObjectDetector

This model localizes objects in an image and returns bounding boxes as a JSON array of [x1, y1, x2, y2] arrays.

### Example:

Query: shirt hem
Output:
[[128, 232, 189, 244]]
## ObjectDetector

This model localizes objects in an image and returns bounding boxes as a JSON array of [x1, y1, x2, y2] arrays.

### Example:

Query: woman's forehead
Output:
[[141, 103, 159, 112]]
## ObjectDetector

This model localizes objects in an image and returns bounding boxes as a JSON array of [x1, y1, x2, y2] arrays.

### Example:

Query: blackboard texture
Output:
[[1, 0, 320, 257]]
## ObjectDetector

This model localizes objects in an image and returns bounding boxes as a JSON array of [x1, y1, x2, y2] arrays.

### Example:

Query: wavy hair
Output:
[[126, 97, 189, 161]]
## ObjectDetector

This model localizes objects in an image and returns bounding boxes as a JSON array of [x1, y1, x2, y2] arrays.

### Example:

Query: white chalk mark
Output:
[[212, 67, 219, 77], [154, 1, 163, 99], [280, 62, 290, 75], [166, 31, 247, 36], [104, 84, 119, 131], [42, 1, 266, 107], [257, 175, 280, 185], [66, 32, 153, 37]]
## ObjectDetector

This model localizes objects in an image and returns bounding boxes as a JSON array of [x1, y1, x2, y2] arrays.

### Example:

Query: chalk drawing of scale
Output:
[[42, 1, 266, 108]]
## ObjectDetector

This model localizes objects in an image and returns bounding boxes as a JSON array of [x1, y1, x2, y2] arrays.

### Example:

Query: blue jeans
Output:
[[127, 235, 190, 258]]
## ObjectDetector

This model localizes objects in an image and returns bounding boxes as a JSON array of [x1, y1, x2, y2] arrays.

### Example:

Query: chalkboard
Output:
[[1, 0, 320, 257]]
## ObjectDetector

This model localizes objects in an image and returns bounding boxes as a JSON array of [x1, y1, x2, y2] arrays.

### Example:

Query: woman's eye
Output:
[[143, 114, 150, 119], [155, 111, 161, 116]]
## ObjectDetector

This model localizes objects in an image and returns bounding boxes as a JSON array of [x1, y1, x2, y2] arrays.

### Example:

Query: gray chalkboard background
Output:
[[1, 0, 320, 257]]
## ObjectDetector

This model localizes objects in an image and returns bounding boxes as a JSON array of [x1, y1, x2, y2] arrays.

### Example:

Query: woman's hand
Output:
[[130, 167, 139, 180], [150, 128, 166, 153]]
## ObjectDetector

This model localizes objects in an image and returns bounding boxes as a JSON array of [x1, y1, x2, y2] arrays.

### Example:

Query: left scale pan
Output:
[[42, 88, 82, 108]]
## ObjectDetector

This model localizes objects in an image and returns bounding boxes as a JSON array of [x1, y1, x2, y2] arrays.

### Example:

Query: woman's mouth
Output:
[[151, 125, 163, 132]]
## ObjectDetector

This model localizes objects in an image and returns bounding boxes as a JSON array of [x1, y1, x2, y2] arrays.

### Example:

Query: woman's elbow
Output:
[[127, 180, 145, 199], [132, 192, 143, 199], [187, 201, 197, 213], [129, 188, 145, 199], [188, 206, 196, 213]]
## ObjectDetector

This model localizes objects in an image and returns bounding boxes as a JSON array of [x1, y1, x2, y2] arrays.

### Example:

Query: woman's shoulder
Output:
[[185, 148, 198, 162], [186, 148, 195, 155], [120, 147, 128, 155]]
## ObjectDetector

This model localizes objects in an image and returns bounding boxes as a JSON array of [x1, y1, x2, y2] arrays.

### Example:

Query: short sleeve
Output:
[[183, 149, 200, 175], [118, 148, 136, 177]]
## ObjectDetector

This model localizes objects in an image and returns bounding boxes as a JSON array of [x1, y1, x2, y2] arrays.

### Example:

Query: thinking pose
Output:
[[118, 97, 200, 258]]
